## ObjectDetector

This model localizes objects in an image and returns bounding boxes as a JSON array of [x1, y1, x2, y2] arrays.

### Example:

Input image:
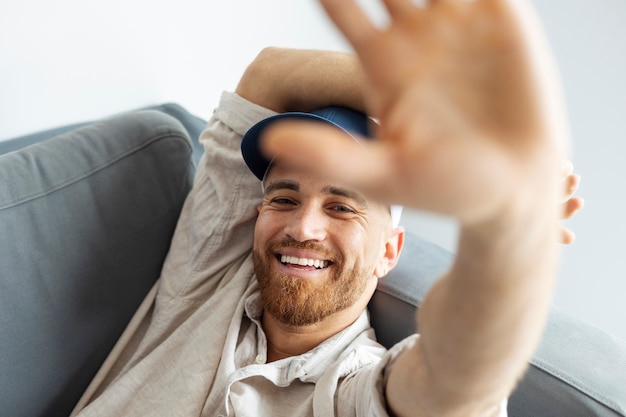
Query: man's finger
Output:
[[382, 0, 418, 18], [562, 197, 584, 220], [564, 174, 580, 199], [260, 120, 393, 200], [319, 0, 378, 51], [560, 159, 574, 177], [560, 226, 576, 244]]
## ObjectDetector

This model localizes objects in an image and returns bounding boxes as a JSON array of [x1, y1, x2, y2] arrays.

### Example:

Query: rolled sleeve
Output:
[[338, 335, 508, 417], [158, 91, 276, 299]]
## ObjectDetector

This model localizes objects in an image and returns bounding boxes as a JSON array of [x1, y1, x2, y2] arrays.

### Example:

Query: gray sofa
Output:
[[0, 105, 624, 417]]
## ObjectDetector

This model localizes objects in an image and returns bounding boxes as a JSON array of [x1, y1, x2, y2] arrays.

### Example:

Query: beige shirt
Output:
[[70, 92, 414, 417]]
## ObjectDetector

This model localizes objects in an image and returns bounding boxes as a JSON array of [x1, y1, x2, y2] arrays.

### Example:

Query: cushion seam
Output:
[[0, 132, 191, 211], [375, 283, 420, 306], [529, 356, 624, 414]]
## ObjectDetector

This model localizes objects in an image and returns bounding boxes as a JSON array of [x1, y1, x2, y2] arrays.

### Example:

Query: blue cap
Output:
[[241, 106, 370, 181]]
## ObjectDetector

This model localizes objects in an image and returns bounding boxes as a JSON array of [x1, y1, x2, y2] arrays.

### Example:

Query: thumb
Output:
[[260, 120, 394, 201]]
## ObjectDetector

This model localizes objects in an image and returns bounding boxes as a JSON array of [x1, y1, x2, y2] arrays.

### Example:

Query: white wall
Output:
[[2, 0, 625, 342], [0, 0, 348, 138]]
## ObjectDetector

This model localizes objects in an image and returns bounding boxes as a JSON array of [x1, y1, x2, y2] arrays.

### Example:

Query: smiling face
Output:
[[252, 162, 402, 328]]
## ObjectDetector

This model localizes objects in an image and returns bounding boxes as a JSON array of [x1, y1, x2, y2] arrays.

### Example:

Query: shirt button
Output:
[[255, 354, 266, 364]]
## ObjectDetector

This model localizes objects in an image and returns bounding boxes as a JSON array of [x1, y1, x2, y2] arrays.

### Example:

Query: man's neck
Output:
[[261, 308, 362, 362]]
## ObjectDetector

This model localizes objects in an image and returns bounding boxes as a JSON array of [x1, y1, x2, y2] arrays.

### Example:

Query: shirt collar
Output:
[[243, 287, 385, 383]]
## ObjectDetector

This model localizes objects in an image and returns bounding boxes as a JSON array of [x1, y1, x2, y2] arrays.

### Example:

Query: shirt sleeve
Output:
[[158, 91, 277, 298], [338, 335, 508, 417]]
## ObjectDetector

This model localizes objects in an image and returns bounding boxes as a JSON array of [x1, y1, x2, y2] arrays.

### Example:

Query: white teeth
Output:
[[280, 255, 327, 269]]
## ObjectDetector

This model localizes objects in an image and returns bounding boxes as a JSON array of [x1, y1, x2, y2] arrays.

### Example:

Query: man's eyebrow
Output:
[[263, 181, 369, 208], [263, 180, 299, 195], [323, 186, 369, 209]]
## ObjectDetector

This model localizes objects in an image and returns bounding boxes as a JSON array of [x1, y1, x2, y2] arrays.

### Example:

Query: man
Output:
[[72, 0, 582, 416]]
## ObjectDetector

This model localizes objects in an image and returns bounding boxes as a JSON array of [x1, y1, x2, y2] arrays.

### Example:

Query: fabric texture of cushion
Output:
[[0, 110, 195, 417]]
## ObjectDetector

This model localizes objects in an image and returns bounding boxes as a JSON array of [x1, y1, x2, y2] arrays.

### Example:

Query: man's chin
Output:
[[259, 277, 334, 326], [253, 249, 368, 327]]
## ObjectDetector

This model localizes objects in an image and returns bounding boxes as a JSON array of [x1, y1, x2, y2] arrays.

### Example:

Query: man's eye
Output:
[[272, 198, 295, 205], [331, 205, 355, 214]]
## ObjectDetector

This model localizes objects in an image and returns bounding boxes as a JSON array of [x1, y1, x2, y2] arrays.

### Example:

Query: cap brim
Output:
[[241, 108, 370, 181]]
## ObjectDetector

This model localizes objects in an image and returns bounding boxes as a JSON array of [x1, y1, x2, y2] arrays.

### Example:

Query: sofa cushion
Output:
[[0, 110, 195, 417], [0, 103, 206, 166]]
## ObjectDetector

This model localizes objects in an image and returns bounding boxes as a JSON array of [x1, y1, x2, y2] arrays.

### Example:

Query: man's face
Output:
[[253, 162, 394, 327]]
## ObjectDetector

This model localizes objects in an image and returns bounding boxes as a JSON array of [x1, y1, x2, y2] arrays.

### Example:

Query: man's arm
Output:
[[261, 1, 571, 416], [235, 47, 366, 113]]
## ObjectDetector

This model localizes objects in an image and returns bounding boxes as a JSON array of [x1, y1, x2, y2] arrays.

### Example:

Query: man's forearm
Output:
[[235, 47, 366, 113], [388, 187, 561, 416]]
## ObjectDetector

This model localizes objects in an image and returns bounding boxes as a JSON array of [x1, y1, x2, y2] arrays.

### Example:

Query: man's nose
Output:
[[284, 205, 328, 242]]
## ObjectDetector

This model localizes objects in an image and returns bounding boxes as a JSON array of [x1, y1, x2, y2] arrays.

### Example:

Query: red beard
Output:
[[253, 237, 371, 327]]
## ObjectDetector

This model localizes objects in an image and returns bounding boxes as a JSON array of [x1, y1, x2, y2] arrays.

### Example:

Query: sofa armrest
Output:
[[369, 232, 626, 417], [509, 307, 626, 416]]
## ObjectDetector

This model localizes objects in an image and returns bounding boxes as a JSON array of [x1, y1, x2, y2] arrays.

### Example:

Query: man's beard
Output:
[[253, 237, 372, 327]]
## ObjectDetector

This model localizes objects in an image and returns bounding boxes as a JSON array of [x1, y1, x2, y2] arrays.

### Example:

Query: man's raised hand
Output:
[[262, 0, 570, 230]]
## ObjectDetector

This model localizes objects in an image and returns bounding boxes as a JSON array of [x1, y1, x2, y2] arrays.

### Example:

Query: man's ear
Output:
[[375, 227, 405, 278]]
